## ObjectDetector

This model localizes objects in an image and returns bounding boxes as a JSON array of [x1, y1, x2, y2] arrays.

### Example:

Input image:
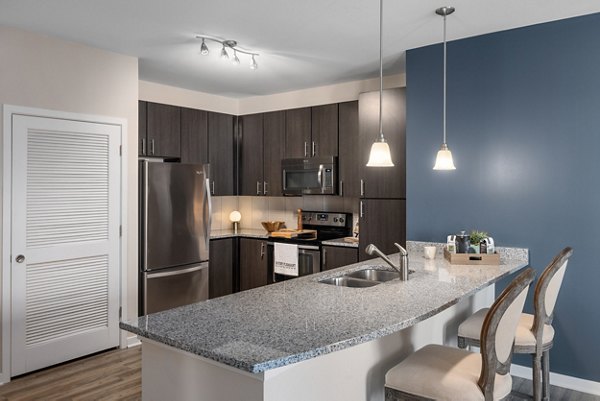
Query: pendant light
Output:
[[433, 6, 456, 170], [366, 0, 394, 167]]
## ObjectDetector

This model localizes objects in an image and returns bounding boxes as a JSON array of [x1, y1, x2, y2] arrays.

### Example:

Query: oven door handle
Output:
[[267, 242, 319, 251]]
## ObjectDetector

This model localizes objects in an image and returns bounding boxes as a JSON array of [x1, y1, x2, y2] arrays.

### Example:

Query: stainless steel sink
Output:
[[345, 269, 398, 282], [318, 277, 380, 288]]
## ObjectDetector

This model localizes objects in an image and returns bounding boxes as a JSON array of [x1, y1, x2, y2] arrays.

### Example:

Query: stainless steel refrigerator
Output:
[[139, 160, 211, 315]]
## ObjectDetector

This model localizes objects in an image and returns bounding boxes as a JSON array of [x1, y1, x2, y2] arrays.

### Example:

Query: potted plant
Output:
[[469, 230, 488, 253]]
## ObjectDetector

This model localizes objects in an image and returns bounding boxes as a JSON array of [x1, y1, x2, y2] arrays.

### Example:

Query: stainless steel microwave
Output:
[[282, 156, 337, 195]]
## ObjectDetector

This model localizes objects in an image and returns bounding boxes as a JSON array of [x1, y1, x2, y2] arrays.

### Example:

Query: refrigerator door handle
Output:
[[142, 161, 149, 271], [146, 264, 207, 279], [204, 177, 212, 251]]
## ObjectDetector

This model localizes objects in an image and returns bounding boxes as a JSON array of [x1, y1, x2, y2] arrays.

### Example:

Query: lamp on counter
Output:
[[229, 211, 241, 234]]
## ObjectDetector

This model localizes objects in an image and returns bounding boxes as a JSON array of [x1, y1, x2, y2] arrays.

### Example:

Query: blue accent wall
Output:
[[406, 13, 600, 381]]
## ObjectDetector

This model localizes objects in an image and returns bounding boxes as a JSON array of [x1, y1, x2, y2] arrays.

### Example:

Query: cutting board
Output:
[[270, 229, 317, 239]]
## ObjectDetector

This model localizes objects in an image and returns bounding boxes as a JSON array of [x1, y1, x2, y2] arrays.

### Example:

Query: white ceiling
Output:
[[1, 0, 599, 98]]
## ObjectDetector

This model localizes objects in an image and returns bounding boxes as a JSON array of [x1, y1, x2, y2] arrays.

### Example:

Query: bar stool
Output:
[[457, 247, 572, 401], [385, 267, 535, 401]]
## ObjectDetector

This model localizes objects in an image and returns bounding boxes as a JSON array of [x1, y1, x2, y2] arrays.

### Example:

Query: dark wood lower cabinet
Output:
[[239, 238, 268, 291], [321, 245, 358, 271], [209, 238, 236, 299], [359, 199, 406, 261]]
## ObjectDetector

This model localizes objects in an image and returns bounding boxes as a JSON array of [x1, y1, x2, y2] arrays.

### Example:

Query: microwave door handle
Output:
[[282, 169, 287, 191], [318, 165, 324, 188]]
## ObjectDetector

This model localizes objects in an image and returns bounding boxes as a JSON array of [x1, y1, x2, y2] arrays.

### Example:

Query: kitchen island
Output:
[[121, 243, 528, 401]]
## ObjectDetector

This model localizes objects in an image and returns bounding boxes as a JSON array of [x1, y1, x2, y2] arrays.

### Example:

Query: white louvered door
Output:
[[11, 115, 120, 376]]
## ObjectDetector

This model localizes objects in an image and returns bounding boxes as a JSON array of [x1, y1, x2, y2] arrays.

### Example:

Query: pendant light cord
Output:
[[378, 0, 384, 141], [443, 12, 447, 145]]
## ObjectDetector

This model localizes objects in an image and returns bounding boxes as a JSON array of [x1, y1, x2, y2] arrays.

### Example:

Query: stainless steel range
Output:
[[267, 211, 353, 283]]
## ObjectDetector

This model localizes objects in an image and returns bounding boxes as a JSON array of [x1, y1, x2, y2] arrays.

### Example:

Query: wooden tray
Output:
[[270, 229, 317, 239], [444, 248, 500, 265]]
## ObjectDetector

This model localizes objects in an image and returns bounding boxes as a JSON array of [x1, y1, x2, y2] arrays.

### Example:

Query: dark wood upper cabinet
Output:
[[209, 238, 236, 299], [181, 107, 208, 164], [338, 101, 359, 198], [239, 113, 264, 196], [311, 104, 338, 157], [358, 199, 406, 261], [138, 101, 148, 156], [208, 112, 235, 196], [358, 88, 406, 199], [322, 245, 358, 271], [147, 102, 181, 158], [239, 238, 268, 291], [285, 107, 311, 158], [263, 111, 285, 196]]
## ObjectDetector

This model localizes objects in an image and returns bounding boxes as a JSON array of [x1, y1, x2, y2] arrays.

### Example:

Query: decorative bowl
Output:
[[261, 221, 284, 232]]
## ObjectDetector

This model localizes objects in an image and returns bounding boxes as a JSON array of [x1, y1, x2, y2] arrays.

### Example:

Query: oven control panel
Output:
[[301, 212, 349, 227]]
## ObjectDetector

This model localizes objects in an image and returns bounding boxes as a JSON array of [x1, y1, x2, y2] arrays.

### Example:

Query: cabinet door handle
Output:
[[360, 179, 365, 197], [339, 180, 343, 197], [359, 200, 364, 218], [141, 138, 146, 155], [322, 248, 327, 268], [263, 181, 268, 195], [256, 181, 261, 195], [312, 141, 316, 157], [304, 142, 308, 157], [211, 180, 215, 195], [260, 242, 265, 259], [150, 139, 155, 155]]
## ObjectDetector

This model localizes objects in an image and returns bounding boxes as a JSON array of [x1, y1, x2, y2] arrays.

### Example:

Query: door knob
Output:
[[15, 255, 25, 263]]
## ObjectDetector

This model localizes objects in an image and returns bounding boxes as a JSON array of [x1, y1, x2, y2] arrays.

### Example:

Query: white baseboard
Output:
[[511, 364, 600, 396], [126, 335, 141, 348]]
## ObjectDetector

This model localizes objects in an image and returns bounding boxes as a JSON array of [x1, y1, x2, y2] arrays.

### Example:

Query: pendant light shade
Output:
[[433, 143, 456, 170], [433, 6, 456, 171], [367, 140, 394, 167], [367, 0, 394, 168]]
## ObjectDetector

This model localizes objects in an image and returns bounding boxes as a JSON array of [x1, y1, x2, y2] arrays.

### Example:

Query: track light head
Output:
[[250, 55, 258, 70], [200, 38, 209, 56], [232, 50, 240, 65], [220, 45, 229, 60]]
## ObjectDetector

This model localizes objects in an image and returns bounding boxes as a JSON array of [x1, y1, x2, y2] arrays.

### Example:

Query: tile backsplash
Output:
[[211, 196, 358, 231]]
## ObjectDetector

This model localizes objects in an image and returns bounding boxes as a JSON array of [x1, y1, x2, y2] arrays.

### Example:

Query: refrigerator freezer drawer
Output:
[[143, 262, 209, 315]]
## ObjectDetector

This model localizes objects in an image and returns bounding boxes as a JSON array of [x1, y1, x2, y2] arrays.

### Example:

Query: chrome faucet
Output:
[[365, 243, 410, 281]]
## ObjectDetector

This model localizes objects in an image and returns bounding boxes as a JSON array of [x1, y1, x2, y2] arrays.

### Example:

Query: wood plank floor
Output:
[[0, 347, 140, 401], [0, 347, 597, 400]]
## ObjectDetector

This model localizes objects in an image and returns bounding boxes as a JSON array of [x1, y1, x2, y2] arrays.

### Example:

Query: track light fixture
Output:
[[196, 35, 259, 70]]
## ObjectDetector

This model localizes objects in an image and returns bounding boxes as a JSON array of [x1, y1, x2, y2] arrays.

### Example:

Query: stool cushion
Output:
[[458, 309, 555, 348], [385, 344, 512, 401]]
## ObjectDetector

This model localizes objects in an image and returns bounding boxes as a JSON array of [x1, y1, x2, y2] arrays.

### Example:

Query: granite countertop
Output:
[[211, 230, 359, 249], [321, 237, 359, 248], [210, 229, 269, 239], [120, 243, 528, 374]]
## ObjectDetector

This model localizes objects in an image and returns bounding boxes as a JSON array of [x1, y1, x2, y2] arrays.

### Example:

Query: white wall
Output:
[[237, 73, 405, 115], [139, 81, 238, 115], [140, 74, 405, 116], [0, 25, 139, 375]]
